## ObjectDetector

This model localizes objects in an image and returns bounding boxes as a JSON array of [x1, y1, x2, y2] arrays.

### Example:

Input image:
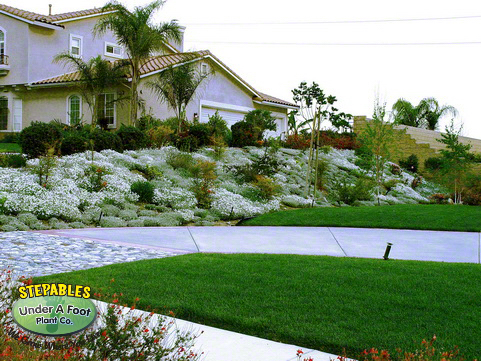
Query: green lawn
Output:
[[241, 204, 481, 232], [37, 254, 481, 359], [0, 143, 21, 153]]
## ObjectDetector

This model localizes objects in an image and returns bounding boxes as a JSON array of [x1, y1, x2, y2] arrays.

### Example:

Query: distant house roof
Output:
[[0, 4, 63, 28], [30, 50, 298, 109]]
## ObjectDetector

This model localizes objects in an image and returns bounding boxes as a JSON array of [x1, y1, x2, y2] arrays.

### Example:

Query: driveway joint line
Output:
[[327, 227, 348, 257], [187, 227, 201, 253]]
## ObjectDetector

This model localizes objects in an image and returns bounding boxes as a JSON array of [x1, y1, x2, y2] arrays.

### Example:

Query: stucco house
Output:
[[0, 4, 298, 137]]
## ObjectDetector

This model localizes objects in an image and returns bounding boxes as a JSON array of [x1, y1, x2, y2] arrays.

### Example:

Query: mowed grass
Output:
[[37, 254, 481, 359], [0, 143, 21, 153], [241, 204, 481, 232]]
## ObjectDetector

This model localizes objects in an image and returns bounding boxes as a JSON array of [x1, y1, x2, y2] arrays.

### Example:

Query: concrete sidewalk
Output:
[[41, 226, 481, 263]]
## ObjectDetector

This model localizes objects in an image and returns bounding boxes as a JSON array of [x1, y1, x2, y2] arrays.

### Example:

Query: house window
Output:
[[69, 34, 83, 57], [0, 97, 8, 130], [105, 42, 122, 58], [67, 95, 82, 125], [0, 30, 4, 56], [201, 63, 208, 75], [97, 93, 116, 127]]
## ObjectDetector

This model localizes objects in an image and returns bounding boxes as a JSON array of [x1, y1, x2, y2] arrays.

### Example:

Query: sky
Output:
[[4, 0, 481, 138]]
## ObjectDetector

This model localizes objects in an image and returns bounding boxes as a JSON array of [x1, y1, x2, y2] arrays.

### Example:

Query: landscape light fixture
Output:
[[383, 242, 393, 260]]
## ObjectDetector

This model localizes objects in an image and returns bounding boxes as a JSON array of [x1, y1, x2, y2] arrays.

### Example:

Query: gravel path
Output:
[[0, 231, 180, 277]]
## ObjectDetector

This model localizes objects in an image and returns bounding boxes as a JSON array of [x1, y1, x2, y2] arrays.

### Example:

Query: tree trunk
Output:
[[130, 64, 139, 126]]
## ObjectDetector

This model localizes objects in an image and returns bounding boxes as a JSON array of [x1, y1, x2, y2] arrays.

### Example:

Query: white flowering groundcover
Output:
[[0, 147, 442, 231]]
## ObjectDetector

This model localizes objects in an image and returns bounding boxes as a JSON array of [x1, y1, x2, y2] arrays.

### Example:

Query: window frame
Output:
[[69, 34, 83, 58], [66, 94, 82, 125], [97, 92, 117, 129], [201, 63, 208, 76], [104, 41, 123, 59], [0, 96, 8, 131]]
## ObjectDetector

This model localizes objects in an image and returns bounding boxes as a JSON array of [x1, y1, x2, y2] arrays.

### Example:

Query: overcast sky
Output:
[[5, 0, 481, 138]]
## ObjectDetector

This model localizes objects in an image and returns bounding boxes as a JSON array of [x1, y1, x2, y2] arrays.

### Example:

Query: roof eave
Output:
[[52, 10, 117, 24], [0, 10, 64, 29], [253, 99, 299, 110]]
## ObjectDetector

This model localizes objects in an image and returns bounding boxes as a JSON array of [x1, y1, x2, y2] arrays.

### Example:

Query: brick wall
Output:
[[353, 116, 481, 171]]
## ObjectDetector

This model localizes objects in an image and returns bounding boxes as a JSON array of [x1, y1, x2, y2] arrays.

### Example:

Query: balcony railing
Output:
[[0, 55, 8, 66]]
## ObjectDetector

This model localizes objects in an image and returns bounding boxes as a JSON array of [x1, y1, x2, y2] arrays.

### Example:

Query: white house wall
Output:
[[0, 13, 30, 85], [138, 61, 289, 136], [27, 17, 119, 83]]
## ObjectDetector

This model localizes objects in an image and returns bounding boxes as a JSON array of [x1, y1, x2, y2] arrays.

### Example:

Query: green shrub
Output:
[[116, 125, 148, 150], [137, 114, 162, 131], [462, 172, 481, 205], [171, 131, 199, 152], [399, 154, 419, 173], [19, 122, 63, 158], [147, 125, 173, 148], [424, 156, 444, 171], [83, 165, 109, 192], [100, 216, 127, 228], [231, 121, 259, 147], [207, 111, 231, 143], [166, 152, 195, 171], [17, 213, 38, 227], [188, 123, 211, 148], [131, 181, 155, 203], [100, 204, 121, 217], [383, 179, 401, 194], [61, 132, 89, 155], [69, 221, 86, 229], [231, 110, 276, 147], [138, 209, 158, 217], [227, 149, 281, 182], [191, 160, 217, 208], [127, 219, 145, 227], [0, 153, 26, 168], [118, 209, 138, 221], [90, 130, 123, 152], [331, 177, 374, 205], [252, 175, 281, 200], [354, 145, 374, 171]]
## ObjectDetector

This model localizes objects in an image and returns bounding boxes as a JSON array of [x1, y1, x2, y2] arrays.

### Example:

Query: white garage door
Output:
[[200, 107, 247, 128]]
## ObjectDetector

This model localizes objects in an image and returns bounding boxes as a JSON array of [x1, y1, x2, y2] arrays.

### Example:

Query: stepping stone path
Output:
[[0, 231, 179, 277]]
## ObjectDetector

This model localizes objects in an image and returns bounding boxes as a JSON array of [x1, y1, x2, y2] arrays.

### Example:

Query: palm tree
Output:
[[147, 62, 210, 132], [94, 0, 182, 126], [419, 97, 458, 130], [391, 98, 424, 128], [53, 53, 128, 127], [391, 97, 458, 130]]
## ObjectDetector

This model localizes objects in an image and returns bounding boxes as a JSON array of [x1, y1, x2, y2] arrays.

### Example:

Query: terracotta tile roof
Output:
[[0, 4, 61, 27], [31, 50, 298, 109], [0, 4, 109, 26], [256, 92, 298, 108], [46, 7, 107, 22], [139, 50, 211, 76]]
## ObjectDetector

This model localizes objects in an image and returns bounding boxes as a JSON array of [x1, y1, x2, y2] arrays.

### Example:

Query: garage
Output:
[[200, 106, 247, 128]]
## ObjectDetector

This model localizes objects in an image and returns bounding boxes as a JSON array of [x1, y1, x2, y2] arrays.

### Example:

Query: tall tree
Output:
[[291, 82, 351, 199], [147, 62, 210, 132], [53, 53, 128, 127], [94, 0, 182, 125], [437, 121, 472, 204], [391, 97, 457, 130], [359, 99, 395, 205]]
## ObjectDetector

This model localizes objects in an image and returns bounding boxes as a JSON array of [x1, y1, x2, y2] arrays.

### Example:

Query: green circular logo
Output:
[[12, 296, 97, 336]]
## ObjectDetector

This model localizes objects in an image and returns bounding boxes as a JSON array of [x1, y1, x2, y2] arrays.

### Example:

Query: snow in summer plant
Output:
[[0, 146, 443, 230]]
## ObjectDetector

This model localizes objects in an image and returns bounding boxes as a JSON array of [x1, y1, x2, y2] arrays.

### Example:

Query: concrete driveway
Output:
[[40, 226, 481, 264]]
